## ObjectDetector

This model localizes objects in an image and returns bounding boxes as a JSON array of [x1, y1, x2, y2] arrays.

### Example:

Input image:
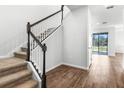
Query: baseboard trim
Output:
[[46, 62, 89, 72], [46, 63, 62, 72], [0, 55, 12, 59], [27, 61, 90, 74], [61, 63, 89, 71]]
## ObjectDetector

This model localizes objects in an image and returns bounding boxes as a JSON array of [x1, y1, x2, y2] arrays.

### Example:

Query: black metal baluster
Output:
[[31, 39, 32, 51], [33, 39, 35, 49], [38, 45, 40, 70], [41, 33, 43, 42], [46, 30, 49, 36], [40, 33, 41, 42], [30, 38, 32, 61], [42, 33, 45, 40], [37, 36, 40, 41], [44, 31, 47, 38], [27, 22, 31, 61], [34, 38, 36, 48]]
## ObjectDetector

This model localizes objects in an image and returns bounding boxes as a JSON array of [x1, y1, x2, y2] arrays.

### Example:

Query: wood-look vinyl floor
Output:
[[47, 53, 124, 88]]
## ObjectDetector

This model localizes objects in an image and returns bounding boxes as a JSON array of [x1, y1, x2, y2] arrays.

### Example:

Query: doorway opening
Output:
[[92, 32, 108, 55]]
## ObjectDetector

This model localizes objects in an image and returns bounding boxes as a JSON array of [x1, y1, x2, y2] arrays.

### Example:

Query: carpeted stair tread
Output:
[[0, 70, 32, 87], [0, 58, 27, 72], [14, 79, 38, 88], [14, 51, 27, 59]]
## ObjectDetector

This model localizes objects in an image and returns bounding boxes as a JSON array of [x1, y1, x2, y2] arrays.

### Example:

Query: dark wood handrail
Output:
[[30, 10, 62, 27]]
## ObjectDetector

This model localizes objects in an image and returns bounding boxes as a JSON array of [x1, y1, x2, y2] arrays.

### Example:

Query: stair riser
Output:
[[15, 81, 38, 88], [0, 72, 32, 88], [0, 64, 27, 77], [14, 53, 27, 59], [5, 75, 32, 88], [21, 48, 27, 52]]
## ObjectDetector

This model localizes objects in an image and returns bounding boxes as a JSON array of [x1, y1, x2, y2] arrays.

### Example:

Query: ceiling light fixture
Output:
[[104, 5, 114, 9], [102, 22, 108, 24]]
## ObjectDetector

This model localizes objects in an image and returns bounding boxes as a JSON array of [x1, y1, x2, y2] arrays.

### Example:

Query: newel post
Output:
[[26, 22, 31, 61], [61, 5, 64, 23], [41, 43, 47, 88]]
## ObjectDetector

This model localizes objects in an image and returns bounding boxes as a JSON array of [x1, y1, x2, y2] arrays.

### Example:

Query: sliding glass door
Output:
[[92, 33, 108, 55]]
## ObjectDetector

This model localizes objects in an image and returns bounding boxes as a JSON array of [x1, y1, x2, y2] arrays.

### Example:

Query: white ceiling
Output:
[[66, 5, 86, 11], [89, 5, 124, 27], [66, 5, 124, 27]]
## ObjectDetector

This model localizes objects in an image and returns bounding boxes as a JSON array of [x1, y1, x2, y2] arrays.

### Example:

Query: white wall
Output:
[[115, 25, 124, 53], [63, 6, 89, 68], [0, 5, 61, 56], [31, 26, 63, 73], [93, 27, 115, 56], [115, 10, 124, 53]]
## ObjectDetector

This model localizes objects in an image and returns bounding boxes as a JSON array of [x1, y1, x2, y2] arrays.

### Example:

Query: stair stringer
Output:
[[27, 61, 41, 88]]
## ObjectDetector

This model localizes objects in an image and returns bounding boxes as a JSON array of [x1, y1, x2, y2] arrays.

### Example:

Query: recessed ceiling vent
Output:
[[106, 5, 114, 9]]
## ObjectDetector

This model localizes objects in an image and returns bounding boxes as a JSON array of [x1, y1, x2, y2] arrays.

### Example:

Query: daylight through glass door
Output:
[[92, 33, 108, 55]]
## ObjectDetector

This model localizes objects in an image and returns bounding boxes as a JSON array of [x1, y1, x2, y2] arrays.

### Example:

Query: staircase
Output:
[[0, 24, 62, 88], [0, 47, 38, 88], [0, 5, 64, 88], [0, 25, 62, 88]]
